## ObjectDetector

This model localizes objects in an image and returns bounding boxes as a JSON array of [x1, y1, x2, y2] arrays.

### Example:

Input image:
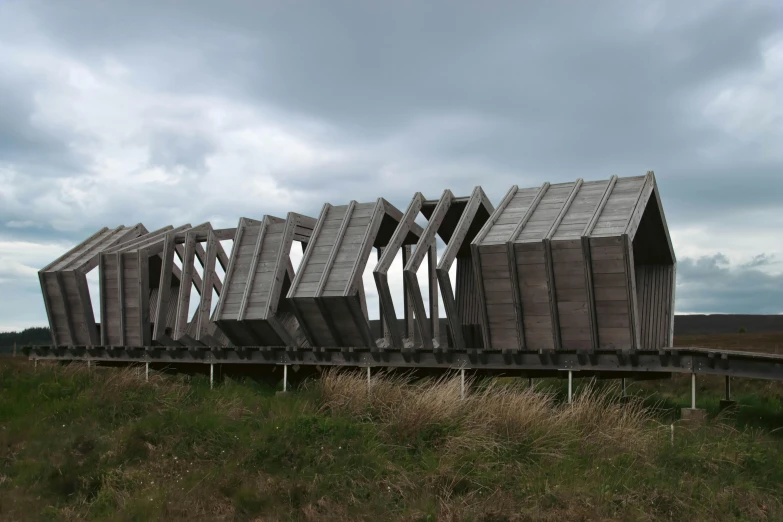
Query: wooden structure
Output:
[[213, 213, 316, 347], [472, 172, 674, 353], [39, 172, 675, 354]]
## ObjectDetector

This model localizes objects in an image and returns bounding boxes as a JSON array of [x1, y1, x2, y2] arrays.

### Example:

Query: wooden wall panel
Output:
[[589, 236, 632, 350]]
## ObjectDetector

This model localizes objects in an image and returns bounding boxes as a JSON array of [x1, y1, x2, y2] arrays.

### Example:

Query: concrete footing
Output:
[[719, 399, 737, 411], [680, 408, 707, 426]]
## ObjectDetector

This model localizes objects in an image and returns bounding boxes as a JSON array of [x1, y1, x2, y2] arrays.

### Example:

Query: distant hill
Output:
[[0, 327, 52, 354], [674, 315, 783, 335]]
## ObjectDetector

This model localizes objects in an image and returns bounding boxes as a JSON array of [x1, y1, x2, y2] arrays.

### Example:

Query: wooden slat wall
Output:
[[513, 242, 553, 350], [478, 243, 516, 349], [244, 221, 286, 318], [635, 264, 674, 350], [40, 271, 70, 345], [121, 252, 141, 346], [294, 205, 348, 298], [550, 239, 591, 350], [551, 180, 610, 240], [100, 254, 122, 346], [589, 236, 632, 350], [515, 182, 575, 242], [591, 176, 647, 237], [217, 219, 260, 320], [454, 255, 483, 348], [323, 202, 375, 295], [482, 187, 541, 244]]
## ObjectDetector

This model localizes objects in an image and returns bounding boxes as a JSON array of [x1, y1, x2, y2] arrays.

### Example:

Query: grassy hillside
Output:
[[1, 359, 783, 521]]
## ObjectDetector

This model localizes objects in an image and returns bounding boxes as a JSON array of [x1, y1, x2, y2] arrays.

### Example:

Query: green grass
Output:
[[1, 359, 782, 521]]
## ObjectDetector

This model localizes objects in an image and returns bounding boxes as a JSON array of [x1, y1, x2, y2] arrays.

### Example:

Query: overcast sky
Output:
[[0, 0, 781, 331]]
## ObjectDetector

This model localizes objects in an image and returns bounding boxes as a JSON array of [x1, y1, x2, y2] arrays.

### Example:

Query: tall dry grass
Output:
[[315, 369, 662, 457]]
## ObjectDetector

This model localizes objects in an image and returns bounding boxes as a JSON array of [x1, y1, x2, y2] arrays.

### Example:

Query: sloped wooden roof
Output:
[[475, 174, 667, 247]]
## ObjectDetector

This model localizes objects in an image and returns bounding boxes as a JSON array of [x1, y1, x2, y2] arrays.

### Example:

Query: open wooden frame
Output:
[[39, 224, 146, 346], [288, 199, 411, 349], [213, 212, 316, 347]]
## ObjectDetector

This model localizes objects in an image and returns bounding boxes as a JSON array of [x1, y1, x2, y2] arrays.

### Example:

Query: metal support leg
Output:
[[87, 360, 91, 371], [210, 363, 214, 390], [725, 375, 731, 401], [691, 373, 696, 409], [145, 362, 149, 382], [367, 367, 371, 395], [460, 368, 465, 400], [34, 358, 37, 370], [283, 364, 288, 393], [528, 377, 533, 389], [621, 377, 626, 397], [568, 371, 573, 404]]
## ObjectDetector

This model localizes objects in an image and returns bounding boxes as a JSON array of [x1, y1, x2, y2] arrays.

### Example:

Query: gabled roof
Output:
[[474, 172, 673, 259]]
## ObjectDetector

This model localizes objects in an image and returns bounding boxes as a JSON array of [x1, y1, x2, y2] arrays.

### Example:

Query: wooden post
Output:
[[568, 371, 573, 404], [691, 373, 696, 410]]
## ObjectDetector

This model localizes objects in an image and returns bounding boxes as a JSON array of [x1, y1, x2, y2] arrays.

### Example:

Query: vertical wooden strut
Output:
[[173, 230, 197, 342], [153, 231, 176, 342], [543, 179, 583, 351], [506, 182, 550, 351], [582, 175, 618, 352], [316, 201, 356, 346], [238, 216, 269, 321], [470, 185, 519, 350], [374, 193, 425, 349], [196, 229, 219, 341], [404, 189, 453, 349]]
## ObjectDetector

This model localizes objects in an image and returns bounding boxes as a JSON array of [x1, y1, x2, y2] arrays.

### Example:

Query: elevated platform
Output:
[[22, 345, 783, 382]]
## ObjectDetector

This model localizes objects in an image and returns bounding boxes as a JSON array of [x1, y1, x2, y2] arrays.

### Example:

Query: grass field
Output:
[[1, 335, 783, 521]]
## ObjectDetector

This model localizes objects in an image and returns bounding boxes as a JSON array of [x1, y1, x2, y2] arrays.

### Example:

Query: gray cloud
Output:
[[676, 254, 783, 314], [0, 0, 781, 329]]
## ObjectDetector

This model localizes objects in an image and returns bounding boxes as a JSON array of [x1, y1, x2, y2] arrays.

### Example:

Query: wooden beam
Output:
[[173, 230, 197, 341], [546, 179, 583, 240], [138, 249, 151, 346], [583, 176, 618, 237], [402, 245, 415, 343], [582, 176, 618, 352], [55, 271, 76, 346], [623, 172, 655, 242], [98, 254, 108, 346], [152, 231, 176, 342], [544, 180, 583, 351], [212, 219, 246, 321], [238, 216, 269, 321], [104, 225, 177, 254], [345, 198, 385, 297], [117, 252, 125, 346], [623, 233, 640, 353], [581, 237, 599, 352], [428, 243, 439, 347], [404, 190, 453, 349], [288, 203, 331, 298], [42, 227, 110, 272], [263, 213, 299, 319], [38, 272, 59, 346], [373, 193, 425, 348], [79, 224, 148, 273], [436, 187, 490, 351], [469, 242, 491, 350], [195, 229, 218, 341], [316, 201, 355, 296], [472, 185, 518, 246], [74, 273, 99, 346], [506, 183, 550, 350]]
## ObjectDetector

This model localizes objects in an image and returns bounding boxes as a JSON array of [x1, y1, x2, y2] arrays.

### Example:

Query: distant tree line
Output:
[[0, 327, 51, 354]]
